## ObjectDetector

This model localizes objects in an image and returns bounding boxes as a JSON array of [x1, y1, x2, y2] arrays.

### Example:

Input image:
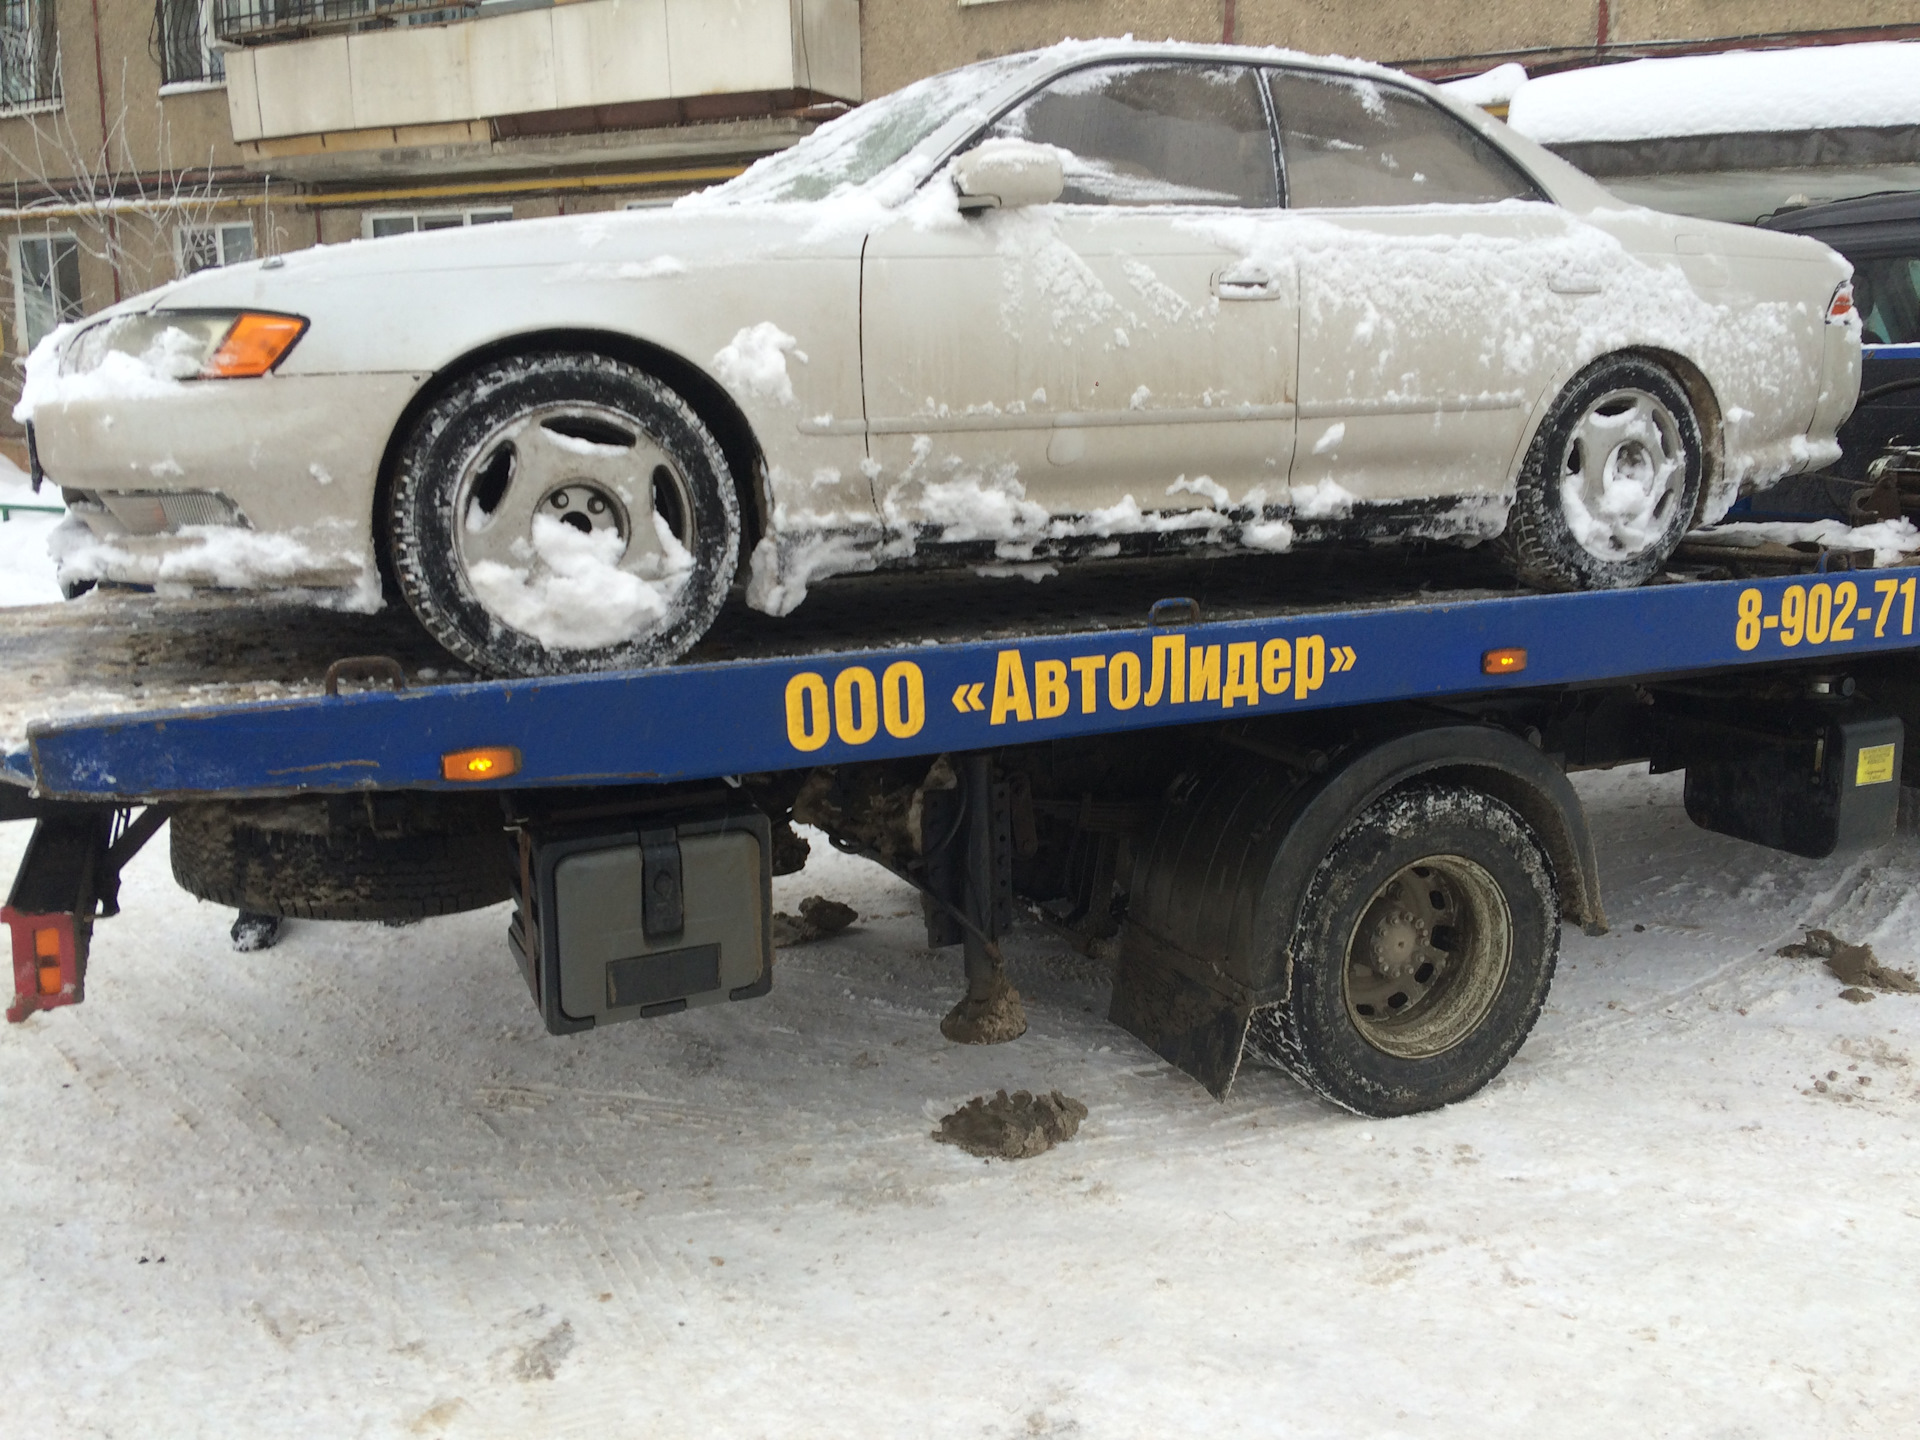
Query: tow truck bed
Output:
[[2, 546, 1913, 802]]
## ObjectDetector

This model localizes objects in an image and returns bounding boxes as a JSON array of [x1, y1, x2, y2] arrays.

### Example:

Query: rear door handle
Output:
[[1212, 266, 1283, 301]]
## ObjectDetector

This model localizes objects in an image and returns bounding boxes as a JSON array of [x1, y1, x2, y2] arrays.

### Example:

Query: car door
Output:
[[1268, 68, 1573, 514], [860, 60, 1299, 540]]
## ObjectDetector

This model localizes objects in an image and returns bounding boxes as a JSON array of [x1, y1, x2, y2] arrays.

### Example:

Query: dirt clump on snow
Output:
[[933, 1089, 1088, 1160], [1777, 928, 1920, 998], [772, 896, 857, 949]]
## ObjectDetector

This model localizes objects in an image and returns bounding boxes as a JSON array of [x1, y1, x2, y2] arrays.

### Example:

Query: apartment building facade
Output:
[[2, 0, 1916, 442]]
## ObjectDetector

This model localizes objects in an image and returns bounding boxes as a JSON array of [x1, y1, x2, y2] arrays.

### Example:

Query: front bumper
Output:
[[31, 370, 423, 593]]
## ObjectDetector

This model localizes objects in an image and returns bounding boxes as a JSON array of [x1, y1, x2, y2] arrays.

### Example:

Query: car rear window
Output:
[[1270, 70, 1540, 209]]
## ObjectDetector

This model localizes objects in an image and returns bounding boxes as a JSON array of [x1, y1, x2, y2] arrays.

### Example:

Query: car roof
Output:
[[1759, 189, 1920, 253]]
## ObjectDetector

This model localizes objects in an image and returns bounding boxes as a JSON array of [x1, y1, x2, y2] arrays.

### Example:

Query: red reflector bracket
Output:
[[442, 745, 522, 782], [4, 906, 84, 1023], [1483, 647, 1528, 676]]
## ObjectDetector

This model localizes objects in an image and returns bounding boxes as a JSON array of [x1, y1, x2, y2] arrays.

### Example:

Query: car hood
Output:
[[145, 200, 878, 315]]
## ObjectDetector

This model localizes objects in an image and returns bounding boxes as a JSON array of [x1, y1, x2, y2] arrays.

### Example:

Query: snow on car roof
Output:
[[1505, 41, 1920, 145]]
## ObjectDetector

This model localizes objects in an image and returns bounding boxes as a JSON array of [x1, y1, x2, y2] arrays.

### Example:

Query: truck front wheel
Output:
[[1247, 783, 1560, 1117]]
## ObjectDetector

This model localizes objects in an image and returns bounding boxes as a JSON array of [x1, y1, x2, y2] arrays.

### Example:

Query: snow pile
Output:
[[1438, 62, 1528, 109], [1693, 516, 1920, 567], [0, 457, 64, 606], [1290, 477, 1359, 520], [467, 512, 692, 651], [713, 323, 807, 406], [49, 515, 384, 612], [1507, 42, 1920, 145]]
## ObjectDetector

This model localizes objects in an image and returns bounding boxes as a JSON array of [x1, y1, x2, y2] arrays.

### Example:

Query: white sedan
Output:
[[22, 39, 1860, 675]]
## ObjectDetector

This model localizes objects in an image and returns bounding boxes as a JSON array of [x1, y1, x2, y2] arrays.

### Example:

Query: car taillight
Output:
[[1827, 282, 1856, 324]]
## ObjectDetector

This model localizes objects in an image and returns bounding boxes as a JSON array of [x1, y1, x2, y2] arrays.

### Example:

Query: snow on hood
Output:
[[1507, 41, 1920, 145]]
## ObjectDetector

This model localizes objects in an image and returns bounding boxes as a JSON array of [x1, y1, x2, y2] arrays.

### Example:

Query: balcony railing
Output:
[[214, 0, 479, 45]]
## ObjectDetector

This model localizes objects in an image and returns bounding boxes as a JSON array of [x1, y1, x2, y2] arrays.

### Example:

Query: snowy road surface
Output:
[[5, 770, 1920, 1437]]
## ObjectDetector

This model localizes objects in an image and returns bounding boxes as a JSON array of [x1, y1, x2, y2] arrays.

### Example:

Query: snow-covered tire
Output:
[[170, 800, 511, 922], [389, 352, 740, 677], [1501, 355, 1703, 592], [1246, 783, 1559, 1117]]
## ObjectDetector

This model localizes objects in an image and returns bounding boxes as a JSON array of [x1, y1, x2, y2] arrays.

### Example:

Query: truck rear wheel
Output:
[[1246, 783, 1560, 1117], [170, 798, 510, 922]]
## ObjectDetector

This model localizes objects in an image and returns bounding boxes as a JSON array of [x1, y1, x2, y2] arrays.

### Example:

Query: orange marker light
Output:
[[203, 312, 308, 378], [442, 746, 521, 782], [34, 926, 60, 958], [1482, 647, 1528, 675]]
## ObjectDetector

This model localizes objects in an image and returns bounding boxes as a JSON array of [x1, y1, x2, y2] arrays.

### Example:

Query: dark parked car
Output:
[[1761, 191, 1920, 519]]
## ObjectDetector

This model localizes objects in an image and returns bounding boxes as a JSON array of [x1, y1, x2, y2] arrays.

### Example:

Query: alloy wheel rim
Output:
[[451, 401, 697, 596], [1557, 387, 1685, 562]]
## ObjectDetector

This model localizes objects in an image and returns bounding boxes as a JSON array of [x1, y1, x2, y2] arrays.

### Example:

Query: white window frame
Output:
[[11, 231, 83, 353], [362, 206, 514, 238], [175, 220, 256, 276]]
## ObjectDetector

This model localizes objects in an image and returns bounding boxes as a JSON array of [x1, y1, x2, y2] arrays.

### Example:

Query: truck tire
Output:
[[1501, 354, 1703, 592], [1246, 782, 1559, 1117], [170, 800, 511, 922], [388, 351, 741, 677]]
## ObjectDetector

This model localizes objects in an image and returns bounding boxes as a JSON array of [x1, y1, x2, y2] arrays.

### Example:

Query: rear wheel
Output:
[[388, 352, 740, 677], [1502, 356, 1703, 591], [1246, 783, 1560, 1117]]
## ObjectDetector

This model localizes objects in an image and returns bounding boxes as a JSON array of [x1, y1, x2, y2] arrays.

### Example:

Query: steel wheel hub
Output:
[[1344, 855, 1513, 1059]]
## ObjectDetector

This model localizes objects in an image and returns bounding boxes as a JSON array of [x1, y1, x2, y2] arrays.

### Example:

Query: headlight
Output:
[[60, 310, 308, 380]]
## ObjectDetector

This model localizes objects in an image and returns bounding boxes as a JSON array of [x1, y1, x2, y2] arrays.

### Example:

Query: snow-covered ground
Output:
[[4, 771, 1919, 1437], [0, 456, 64, 607]]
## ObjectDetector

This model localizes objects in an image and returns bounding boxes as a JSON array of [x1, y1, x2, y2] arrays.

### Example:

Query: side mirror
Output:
[[953, 139, 1065, 211]]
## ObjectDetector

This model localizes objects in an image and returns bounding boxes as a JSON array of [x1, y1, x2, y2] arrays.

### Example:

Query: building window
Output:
[[0, 0, 62, 112], [157, 0, 225, 86], [177, 221, 255, 276], [12, 233, 82, 352], [364, 206, 512, 238]]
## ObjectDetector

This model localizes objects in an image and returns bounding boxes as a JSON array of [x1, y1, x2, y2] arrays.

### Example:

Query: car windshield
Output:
[[706, 54, 1046, 204]]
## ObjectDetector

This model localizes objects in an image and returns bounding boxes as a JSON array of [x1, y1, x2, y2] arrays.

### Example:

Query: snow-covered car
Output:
[[22, 39, 1860, 676]]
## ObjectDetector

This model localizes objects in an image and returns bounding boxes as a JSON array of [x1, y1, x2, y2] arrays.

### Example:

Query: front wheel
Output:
[[1501, 356, 1704, 592], [1246, 783, 1560, 1117], [388, 352, 740, 676]]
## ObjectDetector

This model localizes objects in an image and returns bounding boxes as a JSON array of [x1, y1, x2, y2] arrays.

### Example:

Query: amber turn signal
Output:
[[442, 746, 521, 782], [1482, 647, 1528, 675], [203, 312, 308, 378]]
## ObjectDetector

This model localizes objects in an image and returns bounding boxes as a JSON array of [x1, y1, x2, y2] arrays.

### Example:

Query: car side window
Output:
[[1269, 69, 1540, 209], [1852, 256, 1920, 345], [988, 63, 1277, 208]]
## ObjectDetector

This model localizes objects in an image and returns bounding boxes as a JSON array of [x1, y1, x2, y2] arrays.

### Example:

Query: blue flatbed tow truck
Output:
[[4, 538, 1915, 1116]]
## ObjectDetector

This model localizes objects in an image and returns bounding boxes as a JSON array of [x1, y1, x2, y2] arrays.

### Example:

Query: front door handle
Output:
[[1212, 266, 1283, 301]]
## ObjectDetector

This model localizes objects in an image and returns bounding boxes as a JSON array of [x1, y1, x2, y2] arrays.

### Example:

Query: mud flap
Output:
[[1108, 928, 1256, 1100]]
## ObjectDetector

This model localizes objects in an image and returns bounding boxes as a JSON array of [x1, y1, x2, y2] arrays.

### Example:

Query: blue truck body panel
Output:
[[11, 568, 1920, 801]]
